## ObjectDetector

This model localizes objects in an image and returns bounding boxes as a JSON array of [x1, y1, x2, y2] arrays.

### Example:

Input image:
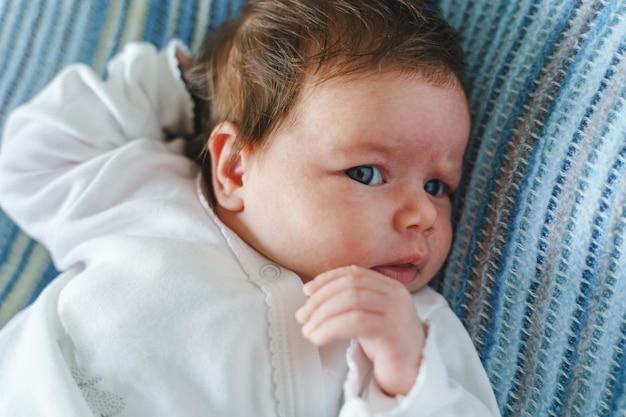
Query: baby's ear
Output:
[[207, 122, 246, 212]]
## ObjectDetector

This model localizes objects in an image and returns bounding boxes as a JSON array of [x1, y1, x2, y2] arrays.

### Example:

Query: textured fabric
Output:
[[0, 0, 625, 416], [0, 0, 245, 328], [436, 1, 626, 416]]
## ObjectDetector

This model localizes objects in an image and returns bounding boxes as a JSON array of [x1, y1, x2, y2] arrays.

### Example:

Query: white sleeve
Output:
[[0, 40, 194, 260], [339, 295, 501, 417]]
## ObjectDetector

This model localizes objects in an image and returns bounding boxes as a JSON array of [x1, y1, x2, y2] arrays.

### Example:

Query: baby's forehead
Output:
[[261, 66, 469, 162], [279, 68, 469, 136]]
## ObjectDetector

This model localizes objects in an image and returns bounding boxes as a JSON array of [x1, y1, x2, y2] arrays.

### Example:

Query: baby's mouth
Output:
[[371, 263, 419, 285]]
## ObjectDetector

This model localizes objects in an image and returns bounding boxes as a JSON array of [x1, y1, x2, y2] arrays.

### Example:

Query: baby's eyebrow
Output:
[[435, 163, 463, 186], [332, 137, 400, 157]]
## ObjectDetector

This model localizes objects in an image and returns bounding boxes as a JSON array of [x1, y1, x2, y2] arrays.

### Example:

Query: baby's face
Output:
[[232, 71, 469, 292]]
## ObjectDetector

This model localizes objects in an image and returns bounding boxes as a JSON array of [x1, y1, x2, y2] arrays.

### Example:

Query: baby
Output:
[[0, 0, 500, 416]]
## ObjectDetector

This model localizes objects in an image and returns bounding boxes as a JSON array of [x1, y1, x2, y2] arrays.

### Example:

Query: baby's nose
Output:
[[393, 189, 437, 234]]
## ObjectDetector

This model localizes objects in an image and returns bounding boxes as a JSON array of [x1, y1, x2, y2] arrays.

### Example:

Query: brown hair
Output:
[[184, 0, 466, 177]]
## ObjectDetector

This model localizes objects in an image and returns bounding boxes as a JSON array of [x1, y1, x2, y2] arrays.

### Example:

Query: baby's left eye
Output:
[[424, 179, 445, 197]]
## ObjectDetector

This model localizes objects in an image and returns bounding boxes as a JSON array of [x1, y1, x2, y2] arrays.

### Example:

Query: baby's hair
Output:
[[184, 0, 465, 176]]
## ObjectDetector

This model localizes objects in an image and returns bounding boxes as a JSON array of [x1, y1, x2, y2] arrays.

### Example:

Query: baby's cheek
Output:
[[429, 224, 453, 271]]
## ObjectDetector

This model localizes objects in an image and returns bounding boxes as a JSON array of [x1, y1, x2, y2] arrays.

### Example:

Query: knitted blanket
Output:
[[0, 1, 624, 416], [436, 1, 626, 415]]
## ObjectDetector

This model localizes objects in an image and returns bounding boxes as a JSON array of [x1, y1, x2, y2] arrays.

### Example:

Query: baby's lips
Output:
[[371, 263, 419, 285]]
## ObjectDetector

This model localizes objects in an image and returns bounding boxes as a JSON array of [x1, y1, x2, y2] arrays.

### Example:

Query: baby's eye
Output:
[[424, 179, 445, 197], [345, 166, 384, 186]]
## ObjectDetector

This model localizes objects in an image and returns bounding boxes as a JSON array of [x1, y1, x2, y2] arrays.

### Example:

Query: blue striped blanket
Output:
[[1, 1, 625, 416]]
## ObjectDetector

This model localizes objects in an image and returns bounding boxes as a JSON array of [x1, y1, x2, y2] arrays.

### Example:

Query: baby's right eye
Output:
[[345, 166, 384, 186]]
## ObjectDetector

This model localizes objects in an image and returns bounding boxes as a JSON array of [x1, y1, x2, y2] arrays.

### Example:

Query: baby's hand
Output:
[[295, 265, 426, 396]]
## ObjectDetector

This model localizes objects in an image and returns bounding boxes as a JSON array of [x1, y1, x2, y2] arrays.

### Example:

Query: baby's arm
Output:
[[0, 41, 194, 263], [297, 265, 500, 416], [296, 265, 424, 396]]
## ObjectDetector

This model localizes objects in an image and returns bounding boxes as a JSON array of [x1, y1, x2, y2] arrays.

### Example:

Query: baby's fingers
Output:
[[301, 265, 360, 296], [296, 266, 392, 323], [300, 285, 387, 338], [302, 309, 384, 346]]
